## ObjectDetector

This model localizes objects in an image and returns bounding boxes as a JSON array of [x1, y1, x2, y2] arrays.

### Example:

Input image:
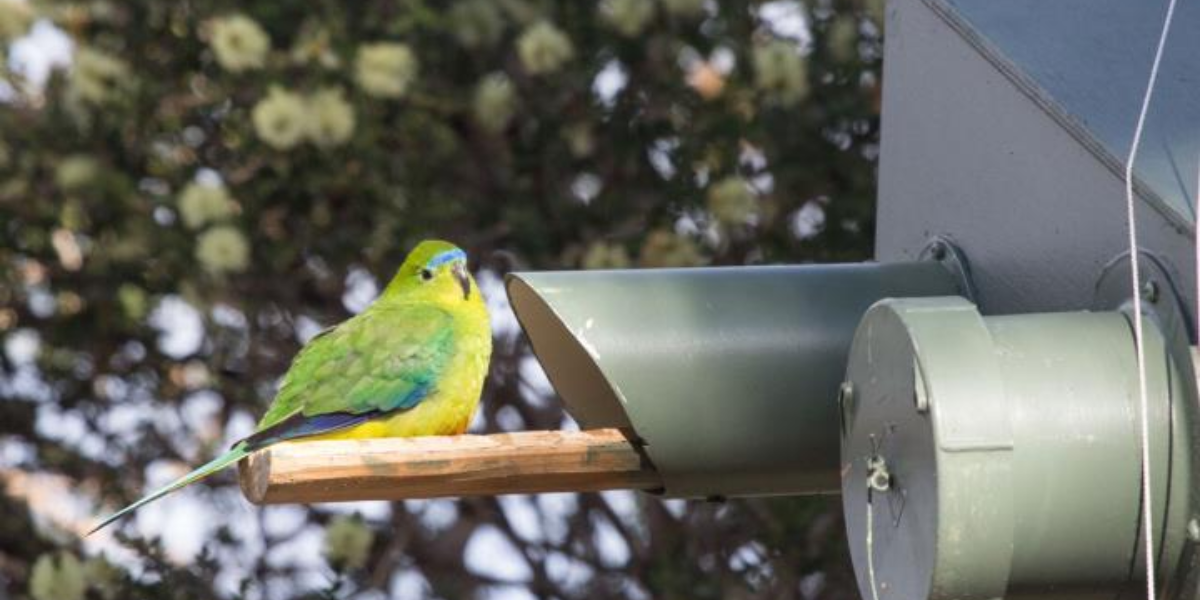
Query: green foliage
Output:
[[29, 551, 85, 600], [0, 0, 883, 597], [324, 514, 375, 572]]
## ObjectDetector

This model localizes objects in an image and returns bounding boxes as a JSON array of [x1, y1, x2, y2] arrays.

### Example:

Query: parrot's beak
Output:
[[452, 261, 471, 300]]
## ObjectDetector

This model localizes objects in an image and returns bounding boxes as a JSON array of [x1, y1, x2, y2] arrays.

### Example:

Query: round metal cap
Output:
[[841, 296, 1013, 600]]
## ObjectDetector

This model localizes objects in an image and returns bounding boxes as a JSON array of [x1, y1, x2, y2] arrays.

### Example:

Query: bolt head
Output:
[[929, 241, 948, 260], [868, 469, 891, 492], [1141, 280, 1160, 303]]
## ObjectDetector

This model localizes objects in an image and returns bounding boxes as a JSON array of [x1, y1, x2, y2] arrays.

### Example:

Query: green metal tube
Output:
[[989, 313, 1153, 596], [507, 261, 963, 498]]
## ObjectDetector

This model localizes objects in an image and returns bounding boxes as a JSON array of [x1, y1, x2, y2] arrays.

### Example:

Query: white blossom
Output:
[[354, 42, 418, 99], [210, 15, 270, 73], [517, 21, 574, 75], [252, 87, 307, 150]]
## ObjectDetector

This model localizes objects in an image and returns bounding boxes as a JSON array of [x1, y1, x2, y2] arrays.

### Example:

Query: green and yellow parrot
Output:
[[89, 240, 492, 534]]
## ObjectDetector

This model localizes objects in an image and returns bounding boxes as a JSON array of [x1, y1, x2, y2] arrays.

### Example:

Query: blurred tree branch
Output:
[[0, 0, 879, 597]]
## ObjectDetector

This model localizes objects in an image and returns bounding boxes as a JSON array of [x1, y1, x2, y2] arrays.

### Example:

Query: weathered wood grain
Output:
[[238, 428, 662, 504]]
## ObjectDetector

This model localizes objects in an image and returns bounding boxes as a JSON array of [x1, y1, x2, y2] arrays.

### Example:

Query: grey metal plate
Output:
[[875, 0, 1195, 319], [941, 0, 1200, 224]]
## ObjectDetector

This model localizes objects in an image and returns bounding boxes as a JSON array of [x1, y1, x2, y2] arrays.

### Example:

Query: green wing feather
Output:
[[90, 304, 456, 534], [256, 303, 456, 431]]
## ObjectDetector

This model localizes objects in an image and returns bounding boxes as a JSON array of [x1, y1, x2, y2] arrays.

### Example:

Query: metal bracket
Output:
[[1093, 250, 1193, 347], [920, 236, 979, 303]]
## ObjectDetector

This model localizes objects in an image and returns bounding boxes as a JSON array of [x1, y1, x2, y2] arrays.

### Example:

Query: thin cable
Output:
[[1124, 1, 1178, 598], [865, 492, 881, 600]]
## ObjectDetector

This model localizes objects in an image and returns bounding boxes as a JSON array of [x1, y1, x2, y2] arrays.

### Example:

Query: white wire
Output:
[[1124, 1, 1178, 598], [865, 492, 882, 600]]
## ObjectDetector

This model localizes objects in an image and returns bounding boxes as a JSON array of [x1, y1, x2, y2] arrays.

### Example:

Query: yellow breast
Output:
[[309, 288, 492, 441]]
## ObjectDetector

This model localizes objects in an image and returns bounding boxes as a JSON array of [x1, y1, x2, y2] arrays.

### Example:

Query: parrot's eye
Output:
[[419, 268, 433, 281]]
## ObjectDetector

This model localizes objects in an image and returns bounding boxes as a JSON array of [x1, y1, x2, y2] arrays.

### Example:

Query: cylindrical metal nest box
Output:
[[506, 258, 969, 498], [840, 296, 1200, 599]]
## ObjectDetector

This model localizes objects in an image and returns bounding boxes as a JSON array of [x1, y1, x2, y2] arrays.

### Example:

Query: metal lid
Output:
[[841, 296, 1014, 599]]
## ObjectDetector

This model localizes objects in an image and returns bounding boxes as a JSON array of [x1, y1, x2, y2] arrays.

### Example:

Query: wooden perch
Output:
[[238, 428, 662, 504]]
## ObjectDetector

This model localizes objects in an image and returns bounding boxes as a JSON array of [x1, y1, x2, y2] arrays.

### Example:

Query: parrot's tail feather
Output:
[[87, 443, 250, 536]]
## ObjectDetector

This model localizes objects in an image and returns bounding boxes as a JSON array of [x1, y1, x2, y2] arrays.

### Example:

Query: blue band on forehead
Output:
[[426, 248, 467, 269]]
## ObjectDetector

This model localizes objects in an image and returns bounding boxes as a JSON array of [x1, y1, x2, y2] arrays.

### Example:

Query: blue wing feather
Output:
[[240, 381, 434, 449]]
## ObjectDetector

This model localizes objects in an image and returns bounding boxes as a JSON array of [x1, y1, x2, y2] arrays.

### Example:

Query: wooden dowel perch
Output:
[[238, 428, 662, 504]]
